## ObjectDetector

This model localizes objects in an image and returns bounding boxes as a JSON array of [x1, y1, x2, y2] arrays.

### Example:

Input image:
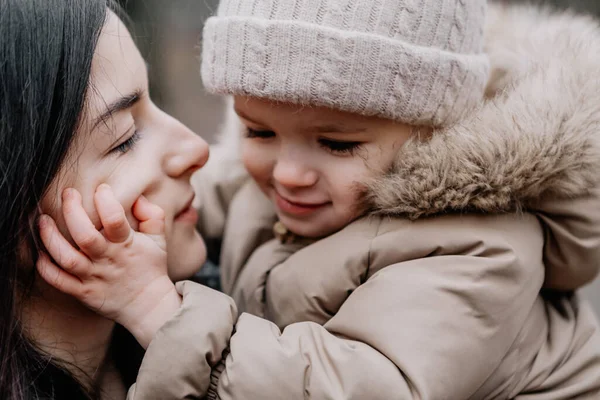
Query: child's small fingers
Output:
[[37, 252, 83, 297], [62, 188, 107, 258], [133, 195, 165, 235], [94, 184, 132, 244], [133, 195, 165, 220], [138, 218, 166, 236], [38, 214, 91, 279]]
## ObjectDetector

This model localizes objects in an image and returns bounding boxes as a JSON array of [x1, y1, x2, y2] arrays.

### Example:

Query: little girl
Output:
[[38, 1, 600, 399]]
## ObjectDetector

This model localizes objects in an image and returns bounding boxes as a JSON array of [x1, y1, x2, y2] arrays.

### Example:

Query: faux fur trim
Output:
[[365, 3, 600, 219]]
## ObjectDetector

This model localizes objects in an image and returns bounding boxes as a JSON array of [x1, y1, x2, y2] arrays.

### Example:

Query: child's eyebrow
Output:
[[234, 107, 263, 126], [309, 124, 367, 134]]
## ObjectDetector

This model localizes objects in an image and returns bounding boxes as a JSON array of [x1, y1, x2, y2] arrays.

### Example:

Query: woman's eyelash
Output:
[[245, 128, 275, 139], [318, 139, 362, 155], [112, 130, 141, 154]]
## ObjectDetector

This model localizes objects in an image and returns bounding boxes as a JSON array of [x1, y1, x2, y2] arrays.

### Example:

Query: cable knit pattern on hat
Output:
[[201, 0, 489, 126]]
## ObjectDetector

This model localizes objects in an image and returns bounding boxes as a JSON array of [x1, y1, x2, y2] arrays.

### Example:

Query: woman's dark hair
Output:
[[0, 1, 142, 399]]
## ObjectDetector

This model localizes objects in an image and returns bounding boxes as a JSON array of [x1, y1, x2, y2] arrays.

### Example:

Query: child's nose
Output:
[[272, 158, 318, 189]]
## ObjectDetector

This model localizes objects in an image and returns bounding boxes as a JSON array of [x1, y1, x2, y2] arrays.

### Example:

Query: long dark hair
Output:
[[0, 1, 141, 399]]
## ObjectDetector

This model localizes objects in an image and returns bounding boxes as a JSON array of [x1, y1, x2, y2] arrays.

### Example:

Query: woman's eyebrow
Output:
[[92, 89, 142, 130]]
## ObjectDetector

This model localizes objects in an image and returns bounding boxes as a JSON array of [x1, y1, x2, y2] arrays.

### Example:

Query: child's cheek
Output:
[[242, 140, 276, 182]]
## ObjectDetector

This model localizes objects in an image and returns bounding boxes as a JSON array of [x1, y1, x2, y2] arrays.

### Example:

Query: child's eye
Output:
[[245, 128, 275, 139], [111, 130, 141, 155], [318, 138, 362, 155]]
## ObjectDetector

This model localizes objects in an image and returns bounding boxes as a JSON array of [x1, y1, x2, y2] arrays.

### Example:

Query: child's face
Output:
[[41, 12, 209, 281], [235, 97, 413, 238]]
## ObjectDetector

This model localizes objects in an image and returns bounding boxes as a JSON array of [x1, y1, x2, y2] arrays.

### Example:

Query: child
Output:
[[38, 1, 600, 399]]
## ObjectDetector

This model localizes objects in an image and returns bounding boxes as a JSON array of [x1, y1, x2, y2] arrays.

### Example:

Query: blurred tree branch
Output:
[[498, 0, 600, 15]]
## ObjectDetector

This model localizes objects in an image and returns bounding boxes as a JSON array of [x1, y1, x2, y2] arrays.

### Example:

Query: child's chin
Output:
[[282, 218, 334, 239]]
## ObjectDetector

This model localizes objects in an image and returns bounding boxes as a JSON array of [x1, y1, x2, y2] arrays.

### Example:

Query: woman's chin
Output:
[[167, 230, 207, 282]]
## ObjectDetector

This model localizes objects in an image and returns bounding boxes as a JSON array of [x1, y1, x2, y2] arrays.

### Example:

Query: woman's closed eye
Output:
[[318, 138, 362, 155], [111, 130, 141, 155]]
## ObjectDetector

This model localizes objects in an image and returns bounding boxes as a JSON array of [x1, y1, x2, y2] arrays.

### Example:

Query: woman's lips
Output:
[[174, 196, 198, 224], [174, 206, 198, 224], [275, 192, 329, 216]]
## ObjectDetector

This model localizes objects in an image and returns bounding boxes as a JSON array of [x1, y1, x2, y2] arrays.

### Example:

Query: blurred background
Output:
[[119, 0, 600, 315]]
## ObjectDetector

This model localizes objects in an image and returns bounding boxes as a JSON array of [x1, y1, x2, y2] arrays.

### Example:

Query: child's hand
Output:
[[37, 184, 181, 348]]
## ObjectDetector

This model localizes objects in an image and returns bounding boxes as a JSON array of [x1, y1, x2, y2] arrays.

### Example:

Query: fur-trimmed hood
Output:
[[366, 3, 600, 218]]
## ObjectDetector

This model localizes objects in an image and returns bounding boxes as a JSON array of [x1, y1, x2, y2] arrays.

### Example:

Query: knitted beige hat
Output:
[[201, 0, 489, 126]]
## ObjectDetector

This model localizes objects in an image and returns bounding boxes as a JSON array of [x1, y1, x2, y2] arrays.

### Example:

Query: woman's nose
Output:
[[164, 124, 209, 178], [272, 157, 318, 189]]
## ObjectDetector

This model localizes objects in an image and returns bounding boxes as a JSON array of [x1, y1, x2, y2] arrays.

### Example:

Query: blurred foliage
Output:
[[501, 0, 600, 14]]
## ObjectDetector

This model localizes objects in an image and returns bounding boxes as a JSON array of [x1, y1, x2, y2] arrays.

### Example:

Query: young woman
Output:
[[34, 0, 600, 399], [0, 1, 210, 398]]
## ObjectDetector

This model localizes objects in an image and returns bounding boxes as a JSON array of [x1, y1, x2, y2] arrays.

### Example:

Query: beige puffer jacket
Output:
[[127, 3, 600, 400]]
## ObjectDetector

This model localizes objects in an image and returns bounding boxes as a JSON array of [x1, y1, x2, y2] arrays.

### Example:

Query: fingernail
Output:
[[97, 184, 113, 195], [38, 214, 48, 228], [62, 188, 73, 200]]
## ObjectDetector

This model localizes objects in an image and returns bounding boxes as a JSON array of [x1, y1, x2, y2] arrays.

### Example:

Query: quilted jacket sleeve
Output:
[[126, 281, 237, 400]]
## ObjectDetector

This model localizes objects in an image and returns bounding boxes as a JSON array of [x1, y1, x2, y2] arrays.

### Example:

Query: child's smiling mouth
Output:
[[274, 191, 330, 217]]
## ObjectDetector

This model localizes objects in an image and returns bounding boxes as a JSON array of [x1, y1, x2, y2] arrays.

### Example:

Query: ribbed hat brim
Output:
[[202, 16, 489, 126]]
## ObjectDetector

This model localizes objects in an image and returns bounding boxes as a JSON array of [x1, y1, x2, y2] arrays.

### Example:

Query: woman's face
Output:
[[41, 12, 209, 281]]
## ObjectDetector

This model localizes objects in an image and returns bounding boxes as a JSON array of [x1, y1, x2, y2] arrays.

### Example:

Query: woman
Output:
[[25, 0, 600, 399], [0, 1, 209, 398]]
